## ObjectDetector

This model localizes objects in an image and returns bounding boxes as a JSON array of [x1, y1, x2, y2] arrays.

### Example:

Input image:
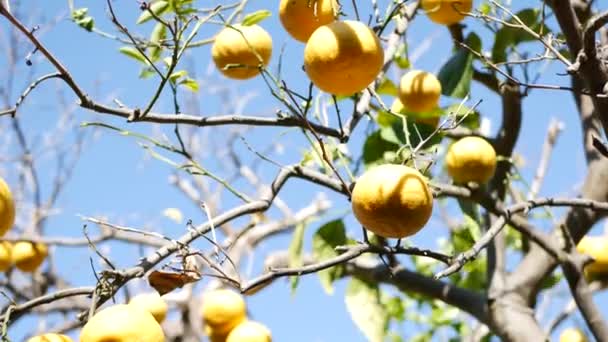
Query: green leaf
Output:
[[148, 23, 167, 62], [393, 43, 410, 69], [288, 222, 306, 293], [362, 131, 400, 168], [376, 110, 399, 128], [444, 104, 480, 129], [169, 70, 187, 83], [438, 34, 478, 98], [119, 46, 148, 64], [345, 278, 388, 342], [381, 117, 443, 150], [491, 8, 551, 63], [376, 78, 399, 96], [139, 67, 156, 79], [179, 78, 200, 92], [382, 294, 405, 322], [312, 219, 347, 294], [137, 1, 170, 24], [241, 10, 272, 26], [71, 8, 94, 31]]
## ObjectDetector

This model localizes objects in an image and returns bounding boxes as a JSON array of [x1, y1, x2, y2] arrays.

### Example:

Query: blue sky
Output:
[[1, 0, 606, 341]]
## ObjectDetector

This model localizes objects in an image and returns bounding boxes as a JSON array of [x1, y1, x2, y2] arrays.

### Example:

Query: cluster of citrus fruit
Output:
[[30, 288, 271, 342], [31, 291, 168, 341], [0, 177, 49, 274], [27, 292, 168, 342], [210, 0, 490, 240], [202, 289, 271, 342], [211, 0, 471, 94]]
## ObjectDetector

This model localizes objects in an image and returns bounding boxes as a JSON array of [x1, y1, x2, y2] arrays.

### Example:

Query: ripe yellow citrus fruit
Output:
[[398, 70, 442, 113], [279, 0, 338, 42], [204, 324, 230, 342], [577, 236, 608, 277], [446, 136, 497, 184], [27, 333, 73, 342], [212, 24, 272, 80], [0, 241, 12, 272], [559, 328, 587, 342], [129, 292, 168, 323], [80, 304, 164, 342], [226, 321, 272, 342], [351, 164, 433, 238], [0, 177, 15, 237], [421, 0, 473, 25], [201, 289, 247, 336], [304, 20, 384, 96], [390, 98, 440, 128], [12, 241, 48, 272]]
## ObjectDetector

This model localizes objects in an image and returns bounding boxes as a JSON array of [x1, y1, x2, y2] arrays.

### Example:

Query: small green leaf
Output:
[[345, 278, 388, 342], [169, 70, 187, 83], [438, 34, 477, 98], [393, 43, 410, 69], [376, 78, 399, 96], [137, 1, 170, 24], [288, 222, 306, 293], [312, 219, 347, 294], [71, 8, 94, 31], [362, 131, 400, 168], [119, 46, 149, 64], [148, 23, 167, 62], [241, 10, 272, 26], [179, 78, 199, 92], [139, 67, 156, 79], [491, 8, 551, 63]]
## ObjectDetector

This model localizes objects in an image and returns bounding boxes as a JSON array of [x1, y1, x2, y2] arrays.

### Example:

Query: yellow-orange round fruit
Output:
[[421, 0, 473, 25], [559, 328, 587, 342], [129, 292, 168, 323], [279, 0, 338, 42], [0, 241, 12, 272], [201, 289, 247, 336], [0, 177, 15, 237], [577, 236, 608, 278], [445, 136, 497, 184], [80, 304, 164, 342], [12, 241, 48, 273], [304, 20, 384, 96], [204, 324, 229, 342], [351, 164, 433, 239], [226, 321, 272, 342], [391, 99, 440, 128], [398, 70, 442, 113], [211, 24, 272, 80], [27, 333, 73, 342]]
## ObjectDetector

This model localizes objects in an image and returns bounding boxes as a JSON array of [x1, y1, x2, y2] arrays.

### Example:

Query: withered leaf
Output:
[[148, 270, 200, 295]]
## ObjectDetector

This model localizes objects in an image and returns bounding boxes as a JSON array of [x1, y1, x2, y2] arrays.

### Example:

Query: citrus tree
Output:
[[0, 0, 608, 341]]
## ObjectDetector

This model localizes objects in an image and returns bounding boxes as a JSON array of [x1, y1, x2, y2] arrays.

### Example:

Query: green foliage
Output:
[[179, 78, 199, 92], [241, 10, 272, 26], [491, 8, 551, 63], [438, 33, 480, 99], [362, 130, 400, 168], [137, 1, 170, 24], [393, 43, 410, 69], [345, 278, 389, 342], [148, 23, 167, 62], [288, 222, 307, 293], [119, 46, 149, 64], [312, 219, 347, 294], [376, 78, 399, 97], [71, 8, 94, 31]]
